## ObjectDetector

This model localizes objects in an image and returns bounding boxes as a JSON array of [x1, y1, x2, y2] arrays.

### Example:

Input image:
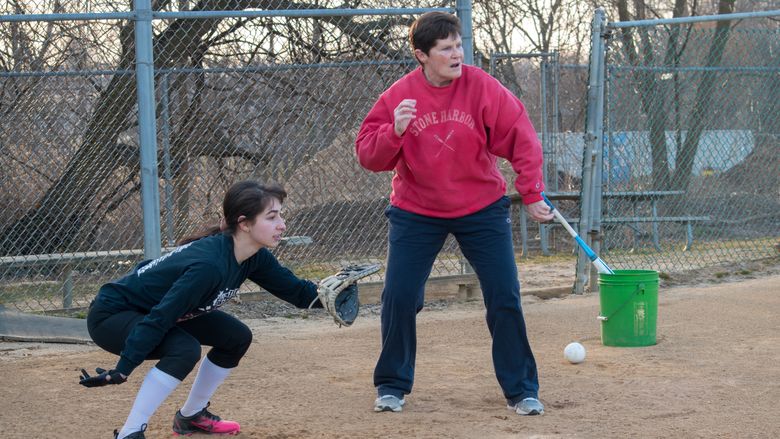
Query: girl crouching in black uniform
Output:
[[80, 180, 322, 438]]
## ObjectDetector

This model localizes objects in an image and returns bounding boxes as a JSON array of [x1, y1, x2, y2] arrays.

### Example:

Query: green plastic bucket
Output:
[[597, 270, 658, 347]]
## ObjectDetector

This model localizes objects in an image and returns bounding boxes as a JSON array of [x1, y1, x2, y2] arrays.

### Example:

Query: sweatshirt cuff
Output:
[[307, 284, 323, 309], [115, 356, 137, 377], [521, 192, 543, 204], [384, 123, 403, 144]]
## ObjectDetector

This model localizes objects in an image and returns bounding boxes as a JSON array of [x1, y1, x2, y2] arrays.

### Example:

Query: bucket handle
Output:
[[597, 283, 645, 322]]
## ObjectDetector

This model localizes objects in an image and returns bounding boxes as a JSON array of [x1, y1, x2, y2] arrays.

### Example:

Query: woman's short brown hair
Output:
[[409, 12, 461, 58]]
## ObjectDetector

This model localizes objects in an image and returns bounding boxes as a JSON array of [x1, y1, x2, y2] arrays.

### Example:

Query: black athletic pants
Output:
[[87, 304, 252, 380]]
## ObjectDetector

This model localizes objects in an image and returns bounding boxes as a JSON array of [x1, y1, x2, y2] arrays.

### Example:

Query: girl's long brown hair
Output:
[[177, 181, 287, 245]]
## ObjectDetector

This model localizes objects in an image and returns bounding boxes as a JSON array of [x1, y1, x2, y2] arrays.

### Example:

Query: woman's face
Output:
[[243, 198, 286, 248], [415, 33, 464, 87]]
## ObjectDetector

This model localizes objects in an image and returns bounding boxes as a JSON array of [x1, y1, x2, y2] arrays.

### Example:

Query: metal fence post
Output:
[[456, 0, 474, 65], [549, 51, 561, 193], [456, 0, 474, 275], [575, 8, 608, 294], [159, 73, 175, 247], [134, 0, 162, 260], [62, 267, 73, 309]]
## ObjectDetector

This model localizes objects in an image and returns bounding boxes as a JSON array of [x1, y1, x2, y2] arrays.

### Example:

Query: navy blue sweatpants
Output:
[[373, 196, 539, 404]]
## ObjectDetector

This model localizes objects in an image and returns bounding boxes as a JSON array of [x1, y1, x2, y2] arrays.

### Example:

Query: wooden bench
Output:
[[511, 191, 710, 253], [457, 281, 481, 301], [600, 215, 710, 251], [554, 215, 711, 251]]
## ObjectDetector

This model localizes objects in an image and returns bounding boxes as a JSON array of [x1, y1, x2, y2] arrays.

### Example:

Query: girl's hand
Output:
[[78, 367, 127, 387]]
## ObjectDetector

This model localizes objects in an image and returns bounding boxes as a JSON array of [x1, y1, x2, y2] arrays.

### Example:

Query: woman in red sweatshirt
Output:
[[356, 11, 553, 416]]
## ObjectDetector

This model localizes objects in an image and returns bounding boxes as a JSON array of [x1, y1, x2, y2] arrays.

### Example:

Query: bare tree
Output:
[[0, 0, 412, 255], [612, 0, 737, 190], [473, 0, 593, 56], [470, 0, 593, 139], [717, 1, 779, 191], [669, 0, 737, 190]]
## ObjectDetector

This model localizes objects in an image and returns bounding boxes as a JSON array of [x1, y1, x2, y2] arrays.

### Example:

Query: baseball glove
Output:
[[310, 263, 380, 327]]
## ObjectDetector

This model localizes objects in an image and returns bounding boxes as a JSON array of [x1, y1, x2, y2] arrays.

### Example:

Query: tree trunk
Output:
[[637, 25, 673, 190], [671, 0, 736, 190], [617, 0, 696, 191], [719, 31, 780, 192]]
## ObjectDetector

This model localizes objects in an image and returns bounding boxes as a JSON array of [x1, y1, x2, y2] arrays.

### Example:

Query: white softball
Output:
[[564, 342, 586, 364]]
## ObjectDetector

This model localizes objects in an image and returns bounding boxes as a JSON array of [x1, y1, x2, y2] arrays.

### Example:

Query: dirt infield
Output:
[[1, 267, 779, 438]]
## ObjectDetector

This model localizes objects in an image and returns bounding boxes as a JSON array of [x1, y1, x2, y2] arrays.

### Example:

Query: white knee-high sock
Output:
[[117, 367, 181, 439], [180, 356, 233, 417]]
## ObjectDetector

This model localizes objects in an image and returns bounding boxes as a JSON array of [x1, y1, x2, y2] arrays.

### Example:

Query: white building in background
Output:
[[549, 130, 755, 183]]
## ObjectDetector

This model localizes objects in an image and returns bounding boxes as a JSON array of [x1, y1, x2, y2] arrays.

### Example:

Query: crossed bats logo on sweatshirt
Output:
[[407, 108, 476, 158], [433, 130, 455, 157]]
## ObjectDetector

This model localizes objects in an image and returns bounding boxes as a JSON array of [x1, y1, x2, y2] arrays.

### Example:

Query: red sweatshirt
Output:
[[355, 65, 545, 218]]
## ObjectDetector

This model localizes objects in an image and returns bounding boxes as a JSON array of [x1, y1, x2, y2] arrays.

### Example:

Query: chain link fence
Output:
[[480, 10, 778, 293], [1, 5, 777, 312], [0, 1, 460, 313], [490, 53, 592, 255], [566, 9, 779, 292]]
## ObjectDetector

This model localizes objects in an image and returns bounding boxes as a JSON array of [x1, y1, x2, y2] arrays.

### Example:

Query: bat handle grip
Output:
[[540, 192, 555, 210]]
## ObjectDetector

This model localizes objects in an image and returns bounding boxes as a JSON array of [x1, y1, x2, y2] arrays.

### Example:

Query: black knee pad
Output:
[[158, 339, 202, 380], [207, 321, 253, 369]]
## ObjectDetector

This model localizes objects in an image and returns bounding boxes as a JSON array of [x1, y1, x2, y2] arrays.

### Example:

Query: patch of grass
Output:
[[34, 307, 89, 318], [516, 253, 577, 265], [1, 279, 102, 312], [714, 272, 729, 279], [1, 282, 61, 302], [737, 269, 752, 275], [290, 261, 385, 280], [658, 272, 672, 280], [291, 264, 333, 280], [283, 312, 308, 319]]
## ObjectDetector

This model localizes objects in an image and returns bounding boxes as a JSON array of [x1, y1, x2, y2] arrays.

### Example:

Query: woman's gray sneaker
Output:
[[374, 395, 406, 412], [507, 397, 544, 415]]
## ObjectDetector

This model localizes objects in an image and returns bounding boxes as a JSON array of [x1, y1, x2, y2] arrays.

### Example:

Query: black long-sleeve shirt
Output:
[[93, 233, 319, 376]]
